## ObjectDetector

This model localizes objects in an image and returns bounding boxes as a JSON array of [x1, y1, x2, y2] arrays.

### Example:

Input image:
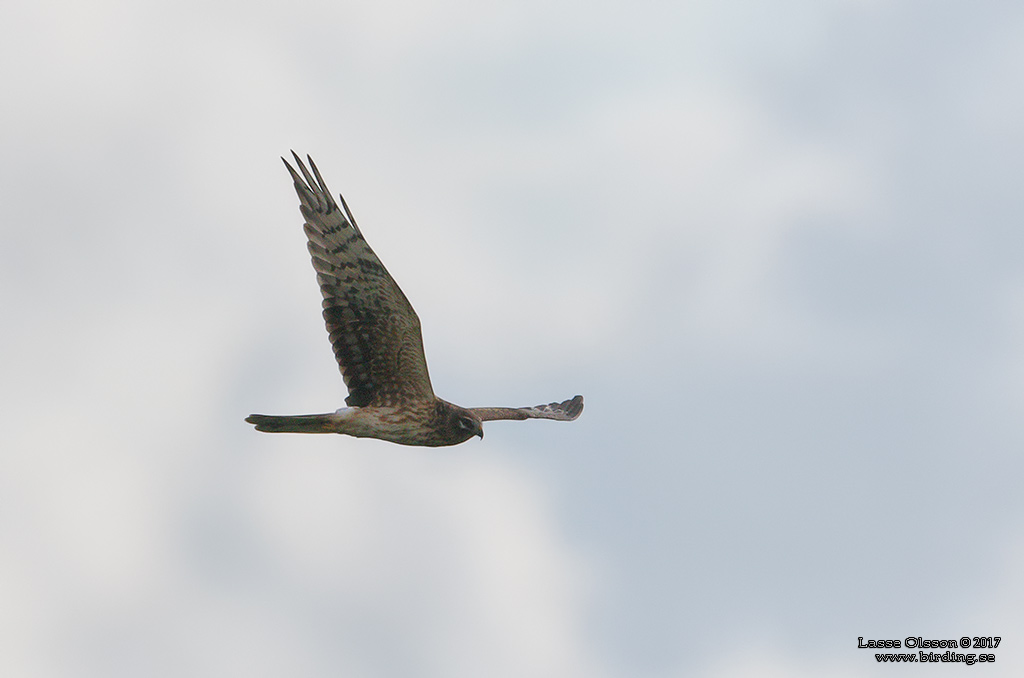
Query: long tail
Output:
[[245, 413, 338, 433]]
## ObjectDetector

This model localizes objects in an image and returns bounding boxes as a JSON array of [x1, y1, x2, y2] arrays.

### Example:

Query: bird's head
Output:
[[444, 404, 484, 444]]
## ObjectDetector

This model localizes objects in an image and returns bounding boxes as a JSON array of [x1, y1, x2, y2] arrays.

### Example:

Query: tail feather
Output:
[[245, 413, 337, 433]]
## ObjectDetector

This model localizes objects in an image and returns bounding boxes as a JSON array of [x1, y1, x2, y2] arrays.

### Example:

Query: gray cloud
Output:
[[2, 0, 1023, 676]]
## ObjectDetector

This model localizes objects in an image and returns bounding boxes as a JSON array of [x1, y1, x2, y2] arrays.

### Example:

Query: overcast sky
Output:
[[2, 0, 1024, 676]]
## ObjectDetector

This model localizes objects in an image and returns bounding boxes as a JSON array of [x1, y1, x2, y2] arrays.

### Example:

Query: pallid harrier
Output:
[[246, 153, 583, 447]]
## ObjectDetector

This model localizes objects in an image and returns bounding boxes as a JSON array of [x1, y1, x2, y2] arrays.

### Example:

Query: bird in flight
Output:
[[246, 153, 583, 447]]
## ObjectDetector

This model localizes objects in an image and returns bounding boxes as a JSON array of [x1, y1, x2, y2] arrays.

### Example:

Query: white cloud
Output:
[[4, 0, 1024, 675], [239, 447, 602, 677], [0, 293, 602, 678]]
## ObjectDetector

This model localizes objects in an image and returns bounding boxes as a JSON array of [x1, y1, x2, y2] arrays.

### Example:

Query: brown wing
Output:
[[284, 152, 434, 407], [471, 395, 584, 422]]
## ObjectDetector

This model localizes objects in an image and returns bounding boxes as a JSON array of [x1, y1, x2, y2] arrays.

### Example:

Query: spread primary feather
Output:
[[246, 152, 583, 447]]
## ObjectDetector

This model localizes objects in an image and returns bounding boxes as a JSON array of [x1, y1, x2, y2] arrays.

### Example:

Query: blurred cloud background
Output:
[[2, 0, 1023, 675]]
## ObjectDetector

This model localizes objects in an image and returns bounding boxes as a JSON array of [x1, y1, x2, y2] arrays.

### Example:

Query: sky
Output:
[[2, 0, 1024, 675]]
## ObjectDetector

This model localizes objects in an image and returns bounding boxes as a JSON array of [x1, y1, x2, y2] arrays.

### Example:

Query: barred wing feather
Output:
[[284, 152, 434, 407], [471, 395, 584, 422]]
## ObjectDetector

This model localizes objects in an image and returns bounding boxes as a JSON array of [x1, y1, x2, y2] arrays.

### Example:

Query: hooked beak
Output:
[[476, 428, 484, 440]]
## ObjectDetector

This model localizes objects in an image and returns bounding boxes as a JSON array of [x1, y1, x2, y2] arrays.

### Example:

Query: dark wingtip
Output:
[[566, 395, 584, 420], [282, 155, 304, 184]]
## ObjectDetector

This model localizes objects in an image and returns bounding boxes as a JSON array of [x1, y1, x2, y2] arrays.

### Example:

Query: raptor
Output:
[[246, 153, 583, 446]]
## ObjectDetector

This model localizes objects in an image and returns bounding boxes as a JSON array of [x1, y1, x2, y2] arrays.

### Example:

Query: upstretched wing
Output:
[[471, 395, 584, 422], [284, 152, 434, 407]]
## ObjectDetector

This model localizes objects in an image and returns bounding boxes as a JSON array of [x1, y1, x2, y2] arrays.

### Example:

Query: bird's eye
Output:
[[458, 417, 473, 429]]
